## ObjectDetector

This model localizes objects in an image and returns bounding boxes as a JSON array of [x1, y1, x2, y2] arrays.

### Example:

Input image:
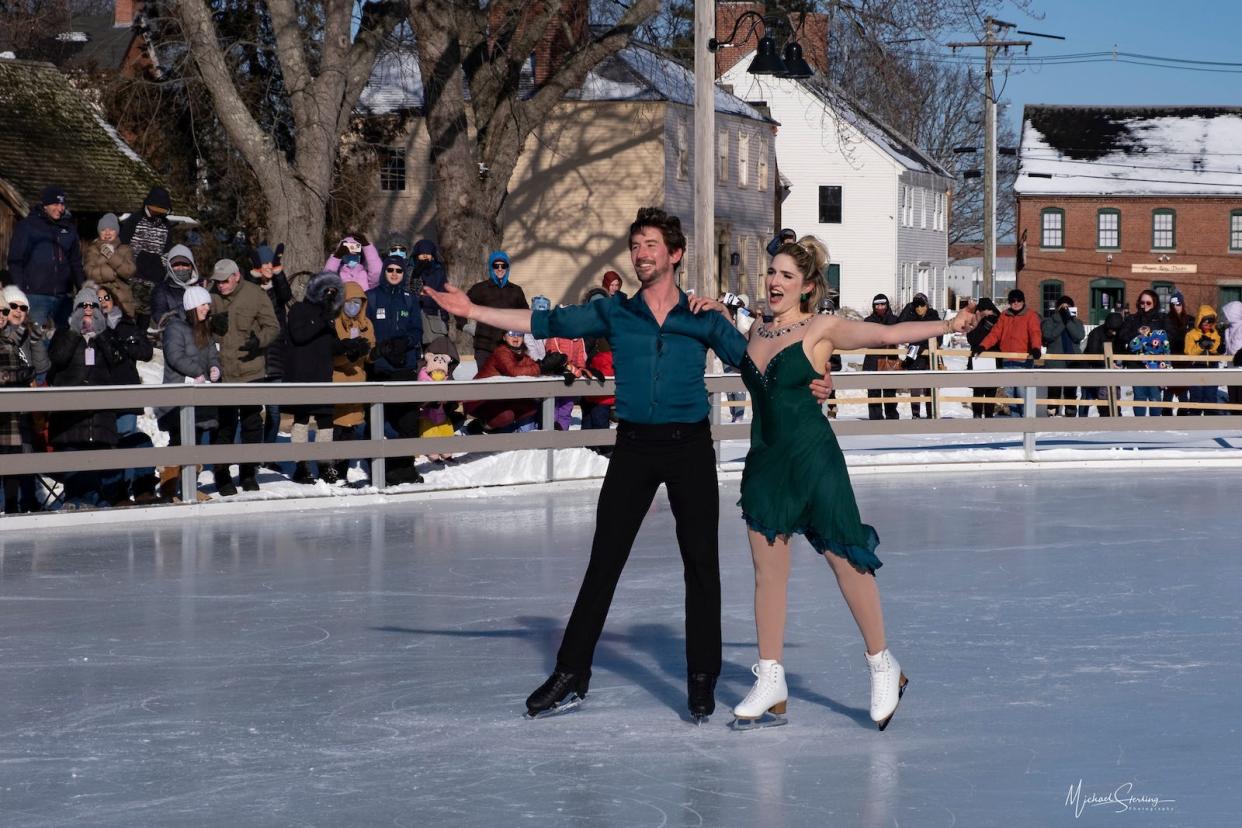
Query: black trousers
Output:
[[214, 404, 264, 480], [556, 419, 721, 677]]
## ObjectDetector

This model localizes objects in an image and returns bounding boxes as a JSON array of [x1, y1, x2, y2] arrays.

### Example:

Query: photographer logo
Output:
[[1065, 780, 1175, 818]]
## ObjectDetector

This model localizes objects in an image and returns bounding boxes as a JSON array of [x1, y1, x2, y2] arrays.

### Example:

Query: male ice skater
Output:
[[426, 207, 828, 722]]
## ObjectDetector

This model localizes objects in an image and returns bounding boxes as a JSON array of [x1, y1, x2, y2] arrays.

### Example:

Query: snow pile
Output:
[[1018, 107, 1242, 195]]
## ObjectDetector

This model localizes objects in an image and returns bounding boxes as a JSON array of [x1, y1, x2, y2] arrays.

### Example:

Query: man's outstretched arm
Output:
[[423, 283, 533, 334]]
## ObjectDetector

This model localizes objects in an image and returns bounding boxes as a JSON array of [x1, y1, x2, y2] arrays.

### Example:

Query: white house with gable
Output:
[[721, 58, 952, 314]]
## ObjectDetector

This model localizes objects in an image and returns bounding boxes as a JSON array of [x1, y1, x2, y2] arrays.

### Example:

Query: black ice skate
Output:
[[687, 673, 717, 725], [525, 670, 590, 719]]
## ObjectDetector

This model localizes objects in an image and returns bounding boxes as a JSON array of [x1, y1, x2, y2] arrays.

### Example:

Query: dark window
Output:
[[1152, 281, 1175, 312], [826, 263, 841, 293], [818, 186, 842, 224], [380, 147, 406, 192], [1040, 279, 1063, 315]]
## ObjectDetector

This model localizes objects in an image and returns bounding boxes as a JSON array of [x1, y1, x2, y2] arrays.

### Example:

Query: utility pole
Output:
[[693, 0, 715, 297], [948, 18, 1029, 300]]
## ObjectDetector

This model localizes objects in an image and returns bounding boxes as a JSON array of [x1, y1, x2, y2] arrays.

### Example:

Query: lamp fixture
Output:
[[708, 11, 814, 79]]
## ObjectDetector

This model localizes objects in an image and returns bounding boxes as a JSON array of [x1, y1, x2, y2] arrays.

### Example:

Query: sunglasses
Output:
[[493, 262, 509, 270], [384, 267, 404, 273], [1009, 299, 1024, 305], [77, 302, 99, 309], [9, 303, 28, 312], [1139, 301, 1154, 307]]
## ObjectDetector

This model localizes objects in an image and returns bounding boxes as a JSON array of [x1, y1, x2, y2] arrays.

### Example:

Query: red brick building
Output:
[[1015, 105, 1242, 324]]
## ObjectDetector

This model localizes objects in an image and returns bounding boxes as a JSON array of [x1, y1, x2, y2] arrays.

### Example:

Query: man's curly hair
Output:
[[629, 207, 687, 270]]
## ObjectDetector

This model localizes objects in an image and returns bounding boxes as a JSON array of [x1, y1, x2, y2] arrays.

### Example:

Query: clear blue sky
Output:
[[976, 0, 1242, 133]]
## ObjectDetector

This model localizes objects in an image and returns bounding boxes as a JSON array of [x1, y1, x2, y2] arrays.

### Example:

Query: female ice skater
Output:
[[695, 238, 976, 731]]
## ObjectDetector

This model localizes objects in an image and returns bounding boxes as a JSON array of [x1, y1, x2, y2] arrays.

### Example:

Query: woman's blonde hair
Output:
[[774, 236, 830, 313]]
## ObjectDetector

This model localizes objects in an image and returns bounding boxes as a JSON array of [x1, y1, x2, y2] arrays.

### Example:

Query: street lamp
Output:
[[707, 11, 815, 80]]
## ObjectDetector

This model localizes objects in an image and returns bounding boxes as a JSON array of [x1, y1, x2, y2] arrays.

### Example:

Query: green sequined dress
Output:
[[739, 340, 882, 573]]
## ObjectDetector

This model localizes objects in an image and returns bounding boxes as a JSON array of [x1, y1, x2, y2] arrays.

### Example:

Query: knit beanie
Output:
[[1007, 288, 1026, 304], [97, 213, 120, 235], [182, 286, 212, 311], [3, 285, 29, 308]]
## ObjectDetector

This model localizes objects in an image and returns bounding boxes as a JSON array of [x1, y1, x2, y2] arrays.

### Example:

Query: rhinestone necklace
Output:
[[755, 314, 813, 340]]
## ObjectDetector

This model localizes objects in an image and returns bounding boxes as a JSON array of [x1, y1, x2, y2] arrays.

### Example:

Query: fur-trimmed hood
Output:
[[306, 271, 345, 313]]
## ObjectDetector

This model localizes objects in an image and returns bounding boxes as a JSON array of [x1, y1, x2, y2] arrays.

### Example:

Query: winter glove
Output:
[[1058, 307, 1072, 323], [352, 232, 370, 247], [1029, 348, 1042, 361], [345, 338, 371, 360], [901, 357, 916, 370], [1197, 336, 1215, 352], [561, 370, 578, 387], [209, 311, 229, 337], [970, 348, 983, 359], [1, 365, 35, 387], [585, 366, 608, 383], [378, 337, 409, 367], [271, 243, 285, 270], [95, 329, 126, 365], [539, 352, 569, 375], [239, 332, 262, 359]]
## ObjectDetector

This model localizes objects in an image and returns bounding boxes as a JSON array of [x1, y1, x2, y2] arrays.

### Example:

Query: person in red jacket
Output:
[[974, 288, 1043, 416], [465, 330, 542, 432]]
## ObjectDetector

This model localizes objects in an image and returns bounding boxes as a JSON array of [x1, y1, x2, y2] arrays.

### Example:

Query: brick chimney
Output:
[[490, 0, 590, 87], [114, 0, 139, 28], [715, 1, 765, 79]]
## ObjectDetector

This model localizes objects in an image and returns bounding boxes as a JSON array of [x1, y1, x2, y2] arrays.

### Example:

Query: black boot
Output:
[[525, 670, 590, 718], [687, 673, 717, 723], [239, 464, 259, 491], [318, 463, 339, 485], [214, 468, 237, 497], [292, 462, 314, 485]]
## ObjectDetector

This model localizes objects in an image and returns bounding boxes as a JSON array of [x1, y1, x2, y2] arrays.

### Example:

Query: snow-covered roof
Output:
[[360, 42, 770, 122], [720, 54, 948, 177], [1016, 105, 1242, 197]]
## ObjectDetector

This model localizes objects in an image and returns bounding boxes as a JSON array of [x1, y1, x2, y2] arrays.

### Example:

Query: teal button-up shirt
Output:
[[531, 291, 747, 424]]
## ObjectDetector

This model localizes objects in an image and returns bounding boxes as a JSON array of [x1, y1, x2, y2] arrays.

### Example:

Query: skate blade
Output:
[[876, 674, 909, 732], [729, 712, 788, 731], [689, 713, 711, 726], [524, 695, 584, 720]]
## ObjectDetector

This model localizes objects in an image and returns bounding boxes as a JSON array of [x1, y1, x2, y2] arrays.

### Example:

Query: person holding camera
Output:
[[330, 282, 376, 482], [1041, 294, 1085, 416], [897, 293, 940, 419], [720, 291, 755, 422], [410, 239, 450, 343], [208, 258, 280, 495], [1183, 304, 1224, 414]]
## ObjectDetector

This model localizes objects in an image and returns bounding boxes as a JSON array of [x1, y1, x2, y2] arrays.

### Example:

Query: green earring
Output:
[[799, 292, 810, 301]]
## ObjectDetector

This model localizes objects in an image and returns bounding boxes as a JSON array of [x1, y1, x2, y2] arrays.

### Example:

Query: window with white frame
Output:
[[756, 136, 769, 192], [717, 129, 729, 183], [1152, 209, 1175, 249], [737, 131, 750, 188], [676, 118, 689, 181], [379, 147, 406, 191], [1231, 210, 1242, 251], [1041, 208, 1064, 249], [1097, 208, 1120, 249], [920, 189, 928, 229], [901, 186, 911, 226]]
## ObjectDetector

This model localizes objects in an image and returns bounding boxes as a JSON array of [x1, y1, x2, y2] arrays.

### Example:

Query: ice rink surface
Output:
[[0, 468, 1236, 826]]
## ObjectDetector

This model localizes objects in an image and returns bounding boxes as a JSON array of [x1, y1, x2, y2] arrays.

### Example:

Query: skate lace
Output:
[[741, 663, 778, 706]]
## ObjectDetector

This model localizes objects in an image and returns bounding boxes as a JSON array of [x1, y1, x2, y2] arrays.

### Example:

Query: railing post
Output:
[[1023, 383, 1037, 461], [541, 395, 555, 482], [370, 399, 385, 488], [179, 403, 196, 502], [710, 384, 722, 465], [930, 337, 941, 419]]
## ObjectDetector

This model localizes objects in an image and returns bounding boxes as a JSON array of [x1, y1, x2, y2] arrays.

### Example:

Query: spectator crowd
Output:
[[2, 194, 1241, 515]]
